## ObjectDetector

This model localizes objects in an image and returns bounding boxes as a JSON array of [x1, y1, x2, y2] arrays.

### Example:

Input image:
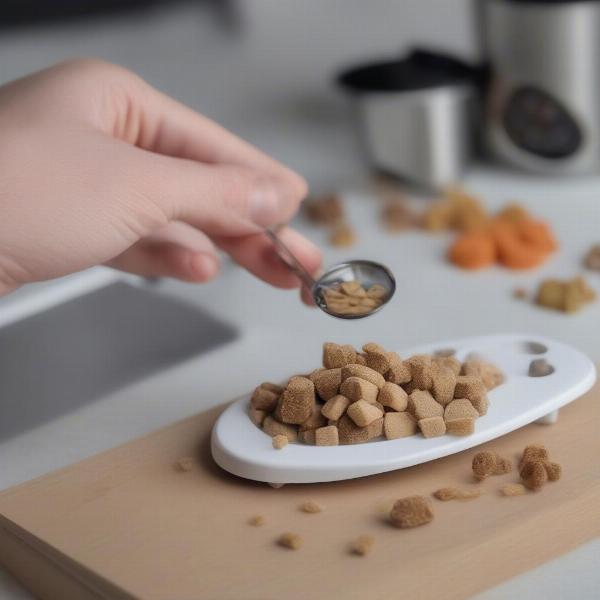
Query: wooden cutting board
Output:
[[1, 380, 600, 600]]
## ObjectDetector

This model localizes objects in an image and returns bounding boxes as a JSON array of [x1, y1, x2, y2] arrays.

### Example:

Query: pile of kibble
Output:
[[248, 342, 504, 447]]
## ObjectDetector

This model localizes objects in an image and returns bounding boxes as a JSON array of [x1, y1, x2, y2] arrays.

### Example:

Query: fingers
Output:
[[214, 226, 322, 290]]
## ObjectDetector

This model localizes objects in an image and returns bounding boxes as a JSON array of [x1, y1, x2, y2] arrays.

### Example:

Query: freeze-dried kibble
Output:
[[350, 535, 375, 556], [337, 414, 383, 445], [520, 460, 548, 490], [445, 417, 475, 436], [408, 390, 444, 420], [384, 412, 417, 439], [304, 193, 344, 225], [341, 364, 386, 389], [299, 429, 316, 445], [520, 444, 549, 467], [329, 222, 356, 248], [248, 515, 265, 526], [461, 359, 505, 390], [272, 434, 288, 450], [454, 376, 487, 404], [347, 400, 383, 427], [300, 500, 323, 513], [536, 276, 596, 313], [493, 456, 512, 475], [528, 358, 554, 377], [249, 407, 267, 427], [500, 483, 527, 497], [433, 487, 481, 501], [262, 416, 298, 442], [278, 532, 302, 550], [385, 352, 412, 384], [323, 281, 385, 315], [419, 416, 446, 438], [584, 244, 600, 271], [433, 355, 462, 376], [275, 376, 315, 425], [378, 382, 408, 411], [390, 496, 434, 528], [362, 342, 391, 374], [175, 456, 194, 472], [472, 451, 497, 480], [340, 376, 379, 404], [311, 368, 342, 401], [299, 406, 327, 432], [545, 461, 562, 481], [407, 354, 434, 389], [321, 395, 350, 421], [250, 385, 280, 412], [322, 342, 358, 369], [315, 425, 340, 446], [431, 365, 457, 406], [470, 394, 489, 416]]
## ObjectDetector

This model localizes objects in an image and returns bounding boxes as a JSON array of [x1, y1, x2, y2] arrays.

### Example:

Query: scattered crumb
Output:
[[500, 483, 527, 497], [272, 434, 289, 450], [248, 515, 265, 527], [329, 222, 356, 247], [583, 244, 600, 271], [300, 500, 323, 514], [390, 496, 433, 528], [545, 461, 562, 482], [175, 456, 194, 472], [494, 456, 513, 475], [535, 276, 596, 313], [513, 287, 528, 300], [433, 487, 481, 501], [278, 532, 302, 550], [350, 535, 375, 556]]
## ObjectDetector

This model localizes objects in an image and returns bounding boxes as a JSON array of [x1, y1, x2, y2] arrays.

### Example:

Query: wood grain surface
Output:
[[1, 380, 599, 600]]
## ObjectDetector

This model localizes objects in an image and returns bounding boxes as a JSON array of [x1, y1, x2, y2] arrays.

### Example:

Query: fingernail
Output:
[[248, 179, 285, 226], [190, 253, 218, 281]]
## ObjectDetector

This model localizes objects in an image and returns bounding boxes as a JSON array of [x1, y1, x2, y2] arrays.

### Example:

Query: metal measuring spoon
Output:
[[265, 229, 395, 319]]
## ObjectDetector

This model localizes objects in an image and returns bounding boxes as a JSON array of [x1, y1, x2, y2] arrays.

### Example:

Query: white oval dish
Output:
[[211, 334, 596, 484]]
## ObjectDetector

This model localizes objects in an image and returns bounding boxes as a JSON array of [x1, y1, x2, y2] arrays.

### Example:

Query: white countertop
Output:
[[0, 2, 599, 598]]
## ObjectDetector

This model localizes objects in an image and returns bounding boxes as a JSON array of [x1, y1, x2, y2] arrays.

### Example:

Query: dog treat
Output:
[[315, 425, 340, 446], [299, 429, 316, 445], [390, 496, 434, 528], [340, 376, 379, 404], [454, 376, 487, 403], [321, 395, 350, 421], [519, 444, 549, 467], [431, 365, 457, 405], [262, 416, 299, 442], [500, 483, 527, 497], [449, 231, 497, 270], [311, 368, 342, 401], [384, 412, 417, 439], [520, 460, 548, 490], [362, 343, 391, 374], [248, 515, 265, 526], [584, 244, 600, 271], [419, 416, 446, 438], [337, 414, 383, 445], [528, 358, 554, 377], [323, 282, 385, 316], [330, 222, 357, 248], [350, 534, 375, 556], [304, 193, 344, 225], [381, 198, 415, 232], [535, 276, 596, 313], [347, 400, 383, 427], [175, 457, 194, 472], [519, 444, 562, 490], [545, 462, 562, 481], [249, 407, 267, 427], [278, 532, 302, 550], [461, 359, 505, 390], [408, 390, 444, 420], [250, 385, 280, 412], [494, 456, 513, 475], [322, 343, 359, 369], [299, 406, 327, 432], [300, 500, 323, 514], [275, 377, 315, 425], [378, 382, 408, 411], [341, 364, 386, 389], [472, 451, 498, 480], [272, 434, 289, 450], [385, 352, 412, 384], [433, 487, 481, 501], [407, 354, 434, 390], [445, 417, 475, 436]]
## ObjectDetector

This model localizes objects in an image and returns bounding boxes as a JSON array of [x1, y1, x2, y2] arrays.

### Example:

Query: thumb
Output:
[[130, 147, 308, 237]]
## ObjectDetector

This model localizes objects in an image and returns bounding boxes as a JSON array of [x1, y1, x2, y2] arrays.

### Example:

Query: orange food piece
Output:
[[490, 220, 552, 270], [516, 220, 558, 253], [448, 231, 497, 270]]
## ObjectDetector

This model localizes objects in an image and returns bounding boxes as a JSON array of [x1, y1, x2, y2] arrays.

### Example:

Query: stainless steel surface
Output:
[[482, 0, 600, 174], [266, 229, 395, 319], [355, 83, 475, 188]]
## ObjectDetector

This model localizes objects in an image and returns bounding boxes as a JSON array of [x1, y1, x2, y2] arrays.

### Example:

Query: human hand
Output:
[[0, 59, 322, 299]]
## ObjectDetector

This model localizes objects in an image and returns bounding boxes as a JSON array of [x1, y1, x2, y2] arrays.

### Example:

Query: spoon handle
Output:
[[264, 228, 316, 291]]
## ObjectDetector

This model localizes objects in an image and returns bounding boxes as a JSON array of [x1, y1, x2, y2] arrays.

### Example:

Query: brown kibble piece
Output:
[[445, 417, 475, 436], [330, 222, 357, 248], [175, 456, 194, 472], [390, 496, 434, 528], [362, 342, 391, 374], [275, 376, 315, 424], [433, 355, 462, 376], [262, 416, 298, 442], [249, 407, 267, 427], [520, 460, 548, 490], [385, 352, 412, 384], [472, 451, 498, 480], [528, 358, 554, 377], [250, 386, 279, 412], [584, 244, 600, 271], [248, 515, 265, 526], [494, 456, 512, 475], [350, 535, 375, 556], [462, 359, 505, 390], [299, 429, 316, 445], [272, 434, 288, 450], [378, 382, 408, 411], [261, 382, 284, 395], [300, 500, 323, 514], [304, 193, 344, 225], [433, 487, 481, 501], [470, 394, 489, 416], [315, 425, 339, 446], [445, 398, 479, 422], [407, 354, 434, 389], [340, 376, 379, 404], [520, 444, 549, 467], [299, 406, 327, 432], [341, 364, 386, 389], [408, 390, 444, 420], [544, 461, 562, 481], [513, 287, 528, 300], [500, 483, 527, 497], [347, 400, 383, 427], [536, 276, 596, 313], [454, 376, 487, 404], [431, 365, 457, 406], [383, 412, 417, 439], [419, 416, 446, 438], [278, 532, 302, 550], [311, 368, 342, 401], [321, 394, 350, 421], [337, 414, 383, 444], [322, 342, 358, 369]]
